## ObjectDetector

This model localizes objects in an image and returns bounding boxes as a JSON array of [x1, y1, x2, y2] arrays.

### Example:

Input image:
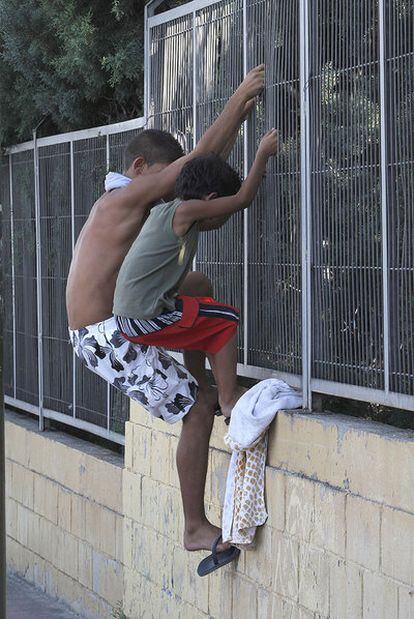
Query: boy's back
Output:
[[113, 199, 199, 320]]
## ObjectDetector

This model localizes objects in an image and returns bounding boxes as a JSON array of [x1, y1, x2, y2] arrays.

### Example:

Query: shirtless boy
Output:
[[66, 66, 265, 559], [113, 131, 279, 424]]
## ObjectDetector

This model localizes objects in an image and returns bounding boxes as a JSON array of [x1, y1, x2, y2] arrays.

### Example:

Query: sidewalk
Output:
[[7, 571, 86, 619]]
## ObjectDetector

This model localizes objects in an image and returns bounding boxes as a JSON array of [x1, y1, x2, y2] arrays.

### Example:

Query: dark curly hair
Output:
[[175, 153, 242, 200]]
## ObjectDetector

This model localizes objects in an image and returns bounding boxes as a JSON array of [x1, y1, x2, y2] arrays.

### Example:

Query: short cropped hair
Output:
[[175, 154, 242, 200], [124, 129, 184, 170]]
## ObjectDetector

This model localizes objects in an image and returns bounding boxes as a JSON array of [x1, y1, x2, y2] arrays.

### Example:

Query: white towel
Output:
[[222, 379, 302, 548], [104, 171, 132, 192]]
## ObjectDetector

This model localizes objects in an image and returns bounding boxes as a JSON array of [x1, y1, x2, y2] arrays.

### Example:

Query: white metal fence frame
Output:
[[145, 0, 413, 412], [3, 118, 147, 445], [2, 0, 413, 447]]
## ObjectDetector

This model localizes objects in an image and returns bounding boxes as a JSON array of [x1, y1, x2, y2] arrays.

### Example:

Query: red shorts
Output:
[[116, 295, 239, 354]]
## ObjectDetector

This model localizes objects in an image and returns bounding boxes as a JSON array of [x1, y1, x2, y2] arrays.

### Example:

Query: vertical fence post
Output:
[[106, 134, 111, 432], [9, 156, 17, 399], [378, 0, 390, 394], [70, 141, 76, 419], [33, 130, 44, 429], [192, 9, 198, 273], [242, 0, 249, 366], [299, 0, 312, 410], [0, 309, 5, 619], [144, 5, 149, 122], [193, 10, 197, 150], [145, 1, 165, 123]]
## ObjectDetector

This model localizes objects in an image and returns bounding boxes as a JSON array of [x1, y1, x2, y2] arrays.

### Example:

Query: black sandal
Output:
[[214, 402, 222, 416], [197, 535, 240, 577], [213, 405, 231, 426]]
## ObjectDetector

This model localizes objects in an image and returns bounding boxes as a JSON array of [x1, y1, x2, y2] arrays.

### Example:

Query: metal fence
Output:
[[2, 120, 146, 444], [146, 0, 413, 411], [1, 0, 413, 445]]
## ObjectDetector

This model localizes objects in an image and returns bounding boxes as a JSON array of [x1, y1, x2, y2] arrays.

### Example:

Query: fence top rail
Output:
[[5, 117, 147, 155], [146, 0, 166, 17], [148, 0, 224, 27]]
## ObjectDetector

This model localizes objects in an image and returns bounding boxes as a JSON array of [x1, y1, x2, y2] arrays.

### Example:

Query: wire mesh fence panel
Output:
[[246, 0, 302, 372], [108, 128, 145, 432], [72, 137, 109, 428], [310, 0, 384, 389], [11, 150, 39, 405], [3, 0, 414, 441], [386, 0, 414, 396], [194, 0, 246, 359], [149, 15, 194, 149], [39, 143, 73, 414], [109, 128, 144, 172], [1, 155, 14, 397]]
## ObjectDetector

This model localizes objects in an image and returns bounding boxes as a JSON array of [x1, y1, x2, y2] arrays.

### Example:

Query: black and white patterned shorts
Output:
[[69, 316, 198, 423]]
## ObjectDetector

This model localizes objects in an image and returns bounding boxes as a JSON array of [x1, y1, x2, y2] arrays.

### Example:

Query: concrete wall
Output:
[[124, 403, 414, 619], [5, 410, 124, 618], [6, 404, 414, 618]]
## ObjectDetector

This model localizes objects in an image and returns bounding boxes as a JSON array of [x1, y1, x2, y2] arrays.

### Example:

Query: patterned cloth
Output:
[[69, 316, 198, 423], [222, 379, 302, 548]]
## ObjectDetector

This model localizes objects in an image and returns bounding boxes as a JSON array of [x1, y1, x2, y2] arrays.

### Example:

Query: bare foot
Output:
[[220, 385, 248, 418], [184, 520, 231, 553]]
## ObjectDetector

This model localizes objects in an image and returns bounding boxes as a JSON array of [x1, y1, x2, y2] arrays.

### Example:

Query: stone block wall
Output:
[[6, 404, 414, 618], [5, 410, 124, 619], [124, 404, 414, 619]]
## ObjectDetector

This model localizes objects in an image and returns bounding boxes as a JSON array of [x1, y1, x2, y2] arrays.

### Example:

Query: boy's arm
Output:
[[198, 214, 231, 231], [174, 129, 279, 235], [218, 98, 256, 161], [119, 67, 265, 212], [191, 73, 262, 157], [198, 100, 257, 230]]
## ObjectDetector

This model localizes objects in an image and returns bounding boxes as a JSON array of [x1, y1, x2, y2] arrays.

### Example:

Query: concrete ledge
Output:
[[268, 410, 414, 513]]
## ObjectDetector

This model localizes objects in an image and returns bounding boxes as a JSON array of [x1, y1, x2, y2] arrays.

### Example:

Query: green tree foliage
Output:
[[0, 0, 186, 147]]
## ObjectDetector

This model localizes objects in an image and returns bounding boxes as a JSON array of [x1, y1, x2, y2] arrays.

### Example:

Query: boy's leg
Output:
[[207, 334, 247, 418], [179, 272, 216, 401], [177, 392, 231, 552], [179, 272, 246, 417], [177, 272, 231, 551]]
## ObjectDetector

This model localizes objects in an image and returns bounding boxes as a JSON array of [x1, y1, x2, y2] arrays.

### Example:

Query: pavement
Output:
[[7, 571, 86, 619]]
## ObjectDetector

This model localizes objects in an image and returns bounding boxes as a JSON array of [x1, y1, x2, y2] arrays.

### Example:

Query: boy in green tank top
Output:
[[114, 129, 279, 420]]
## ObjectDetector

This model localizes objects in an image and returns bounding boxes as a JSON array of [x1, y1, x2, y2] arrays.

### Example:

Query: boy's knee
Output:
[[179, 271, 213, 297], [183, 396, 215, 425]]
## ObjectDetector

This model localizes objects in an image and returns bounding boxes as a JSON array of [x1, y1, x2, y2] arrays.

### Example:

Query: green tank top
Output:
[[113, 199, 199, 319]]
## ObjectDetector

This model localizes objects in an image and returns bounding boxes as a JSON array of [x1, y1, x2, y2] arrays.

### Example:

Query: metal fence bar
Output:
[[3, 0, 414, 446], [33, 131, 44, 430], [378, 0, 390, 394], [192, 10, 198, 272], [242, 0, 248, 366], [192, 11, 197, 147], [4, 395, 125, 445], [6, 118, 147, 155], [312, 378, 414, 412], [105, 134, 111, 431], [144, 4, 151, 119], [148, 0, 223, 27], [299, 0, 312, 409], [70, 141, 76, 420], [8, 156, 17, 400]]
